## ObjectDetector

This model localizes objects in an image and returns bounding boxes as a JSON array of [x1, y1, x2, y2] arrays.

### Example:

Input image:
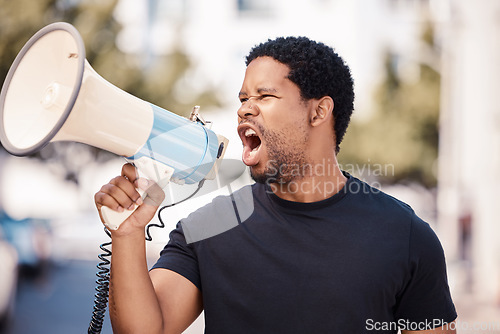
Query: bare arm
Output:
[[95, 163, 202, 334], [402, 321, 456, 334], [150, 269, 203, 333]]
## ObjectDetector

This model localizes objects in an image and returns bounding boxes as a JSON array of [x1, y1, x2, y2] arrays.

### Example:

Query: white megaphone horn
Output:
[[0, 22, 229, 230]]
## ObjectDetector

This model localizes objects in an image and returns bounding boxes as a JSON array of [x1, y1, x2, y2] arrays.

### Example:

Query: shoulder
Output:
[[408, 214, 445, 262], [340, 176, 439, 249], [181, 183, 258, 244], [344, 175, 416, 221], [346, 176, 444, 259]]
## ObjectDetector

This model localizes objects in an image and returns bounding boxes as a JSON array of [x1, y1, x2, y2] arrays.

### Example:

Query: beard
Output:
[[249, 122, 310, 185]]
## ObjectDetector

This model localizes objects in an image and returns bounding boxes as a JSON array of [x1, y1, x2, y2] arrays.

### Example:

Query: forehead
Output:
[[240, 56, 293, 94]]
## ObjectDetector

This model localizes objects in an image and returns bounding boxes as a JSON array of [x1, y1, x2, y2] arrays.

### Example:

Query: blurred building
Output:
[[113, 0, 437, 173], [114, 0, 431, 116], [437, 0, 500, 303]]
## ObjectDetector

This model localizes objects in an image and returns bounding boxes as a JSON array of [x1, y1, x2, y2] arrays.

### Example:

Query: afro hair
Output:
[[246, 36, 355, 153]]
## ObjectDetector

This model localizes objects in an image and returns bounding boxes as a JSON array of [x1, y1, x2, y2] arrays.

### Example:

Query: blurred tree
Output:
[[339, 22, 440, 188], [0, 0, 221, 183]]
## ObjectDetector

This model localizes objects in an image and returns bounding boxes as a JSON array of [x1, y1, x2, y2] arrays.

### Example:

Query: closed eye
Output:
[[239, 94, 278, 104], [261, 94, 278, 100]]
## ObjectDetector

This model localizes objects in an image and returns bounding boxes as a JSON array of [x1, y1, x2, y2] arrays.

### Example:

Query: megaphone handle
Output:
[[100, 157, 175, 231], [100, 188, 145, 230]]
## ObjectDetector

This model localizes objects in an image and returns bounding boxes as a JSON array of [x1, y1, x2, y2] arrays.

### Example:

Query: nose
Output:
[[237, 99, 259, 120]]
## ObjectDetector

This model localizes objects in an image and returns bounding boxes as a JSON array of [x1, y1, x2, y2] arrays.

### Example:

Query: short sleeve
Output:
[[151, 221, 202, 291], [394, 214, 457, 328]]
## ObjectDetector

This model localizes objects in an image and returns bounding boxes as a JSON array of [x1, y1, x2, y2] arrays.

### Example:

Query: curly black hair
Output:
[[246, 36, 355, 153]]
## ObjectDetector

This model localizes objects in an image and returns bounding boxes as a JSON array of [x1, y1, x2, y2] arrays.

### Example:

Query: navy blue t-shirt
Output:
[[152, 174, 457, 333]]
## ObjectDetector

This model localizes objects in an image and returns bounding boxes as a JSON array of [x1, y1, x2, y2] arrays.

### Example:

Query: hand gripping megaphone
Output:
[[0, 22, 229, 230]]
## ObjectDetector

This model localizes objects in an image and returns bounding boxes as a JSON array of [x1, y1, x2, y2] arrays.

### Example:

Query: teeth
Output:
[[245, 128, 256, 137]]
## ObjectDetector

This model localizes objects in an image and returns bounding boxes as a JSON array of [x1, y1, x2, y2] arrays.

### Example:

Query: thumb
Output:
[[133, 178, 165, 219]]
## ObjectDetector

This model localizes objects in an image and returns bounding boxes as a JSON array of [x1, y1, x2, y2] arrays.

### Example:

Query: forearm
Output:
[[109, 230, 164, 334]]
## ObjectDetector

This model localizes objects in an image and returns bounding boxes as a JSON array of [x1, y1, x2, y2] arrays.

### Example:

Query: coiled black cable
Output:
[[87, 179, 205, 333], [88, 227, 112, 334], [146, 179, 204, 241]]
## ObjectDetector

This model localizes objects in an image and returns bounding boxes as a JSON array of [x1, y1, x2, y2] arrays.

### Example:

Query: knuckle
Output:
[[109, 177, 133, 191], [94, 193, 103, 206], [102, 183, 114, 193], [101, 184, 121, 200], [131, 192, 141, 202], [110, 176, 123, 184]]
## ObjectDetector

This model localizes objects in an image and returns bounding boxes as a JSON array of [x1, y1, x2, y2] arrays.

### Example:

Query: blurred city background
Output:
[[0, 0, 499, 333]]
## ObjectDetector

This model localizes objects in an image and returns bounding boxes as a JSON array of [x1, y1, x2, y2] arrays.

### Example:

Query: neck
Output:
[[269, 155, 347, 203]]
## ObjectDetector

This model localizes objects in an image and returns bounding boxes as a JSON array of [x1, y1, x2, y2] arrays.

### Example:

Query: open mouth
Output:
[[244, 128, 262, 151], [238, 124, 262, 166]]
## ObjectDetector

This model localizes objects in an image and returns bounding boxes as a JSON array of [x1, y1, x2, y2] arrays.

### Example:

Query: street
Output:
[[5, 260, 500, 334], [7, 260, 112, 334]]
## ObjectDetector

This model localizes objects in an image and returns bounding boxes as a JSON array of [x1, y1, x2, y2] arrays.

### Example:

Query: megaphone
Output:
[[0, 22, 229, 230]]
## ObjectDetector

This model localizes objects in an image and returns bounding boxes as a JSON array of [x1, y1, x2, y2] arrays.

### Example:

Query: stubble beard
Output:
[[249, 122, 310, 185]]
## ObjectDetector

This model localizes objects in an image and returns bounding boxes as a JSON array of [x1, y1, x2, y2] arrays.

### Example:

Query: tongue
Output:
[[242, 145, 260, 166]]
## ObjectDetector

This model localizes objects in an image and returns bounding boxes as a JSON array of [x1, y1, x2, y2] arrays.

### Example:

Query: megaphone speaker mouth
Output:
[[0, 22, 85, 156]]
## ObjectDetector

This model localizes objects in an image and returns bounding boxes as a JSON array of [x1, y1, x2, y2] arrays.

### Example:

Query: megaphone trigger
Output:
[[130, 156, 175, 188], [100, 157, 175, 230]]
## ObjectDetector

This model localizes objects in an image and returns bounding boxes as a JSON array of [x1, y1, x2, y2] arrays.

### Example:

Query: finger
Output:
[[94, 190, 124, 213], [119, 179, 164, 226], [134, 178, 165, 207], [134, 185, 165, 222], [99, 182, 138, 211], [110, 176, 143, 205], [122, 163, 139, 182]]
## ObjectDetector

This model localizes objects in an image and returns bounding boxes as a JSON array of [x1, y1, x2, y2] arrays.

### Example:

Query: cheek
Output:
[[261, 101, 309, 132], [278, 111, 308, 133]]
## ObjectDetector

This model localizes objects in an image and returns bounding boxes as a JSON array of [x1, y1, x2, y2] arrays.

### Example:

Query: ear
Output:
[[310, 96, 334, 127]]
